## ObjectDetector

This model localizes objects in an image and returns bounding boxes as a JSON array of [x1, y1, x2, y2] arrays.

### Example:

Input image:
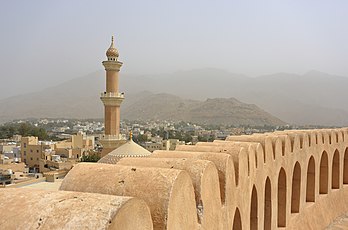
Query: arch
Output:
[[332, 150, 340, 189], [344, 148, 348, 184], [250, 186, 258, 230], [306, 156, 315, 202], [319, 151, 329, 194], [278, 168, 286, 227], [232, 208, 242, 230], [264, 177, 272, 230], [291, 162, 301, 213]]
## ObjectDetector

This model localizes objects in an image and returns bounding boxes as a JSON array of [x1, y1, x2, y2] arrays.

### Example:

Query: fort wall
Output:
[[2, 128, 348, 229], [61, 128, 348, 229]]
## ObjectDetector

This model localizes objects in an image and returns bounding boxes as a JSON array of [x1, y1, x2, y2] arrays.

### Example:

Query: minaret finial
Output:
[[106, 35, 119, 58], [129, 131, 133, 141], [110, 35, 115, 48]]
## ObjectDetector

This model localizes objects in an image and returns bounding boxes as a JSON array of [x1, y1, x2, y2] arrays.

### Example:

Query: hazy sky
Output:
[[0, 0, 347, 98]]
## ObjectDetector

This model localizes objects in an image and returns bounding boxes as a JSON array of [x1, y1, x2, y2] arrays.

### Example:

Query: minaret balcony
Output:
[[100, 92, 124, 106], [100, 92, 125, 98], [99, 134, 125, 141]]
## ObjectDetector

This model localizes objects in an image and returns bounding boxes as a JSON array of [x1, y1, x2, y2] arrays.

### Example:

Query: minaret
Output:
[[99, 36, 127, 154]]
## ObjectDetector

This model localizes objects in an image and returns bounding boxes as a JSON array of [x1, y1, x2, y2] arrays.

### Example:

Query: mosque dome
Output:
[[98, 134, 151, 164], [106, 36, 119, 58]]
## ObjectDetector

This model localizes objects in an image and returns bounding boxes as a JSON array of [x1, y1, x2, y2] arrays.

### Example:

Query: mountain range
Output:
[[0, 68, 347, 126], [122, 92, 284, 126]]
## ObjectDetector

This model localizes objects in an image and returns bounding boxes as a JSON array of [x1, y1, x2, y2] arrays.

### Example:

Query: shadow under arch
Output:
[[332, 150, 340, 189], [278, 167, 286, 227], [264, 177, 272, 230], [344, 148, 348, 184], [232, 207, 242, 230], [306, 156, 315, 202], [291, 162, 301, 213], [250, 185, 258, 230], [319, 151, 329, 194]]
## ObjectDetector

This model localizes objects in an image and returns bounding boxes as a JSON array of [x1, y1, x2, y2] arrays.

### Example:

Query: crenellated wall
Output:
[[2, 128, 348, 229]]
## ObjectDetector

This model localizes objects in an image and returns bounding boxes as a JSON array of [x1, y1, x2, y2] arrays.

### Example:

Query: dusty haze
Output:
[[0, 1, 348, 99]]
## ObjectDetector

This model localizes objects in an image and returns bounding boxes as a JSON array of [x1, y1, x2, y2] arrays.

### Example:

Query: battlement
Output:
[[1, 128, 348, 229]]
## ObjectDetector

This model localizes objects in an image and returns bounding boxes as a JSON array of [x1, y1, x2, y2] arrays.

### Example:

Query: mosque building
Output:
[[98, 36, 151, 161], [98, 131, 151, 164]]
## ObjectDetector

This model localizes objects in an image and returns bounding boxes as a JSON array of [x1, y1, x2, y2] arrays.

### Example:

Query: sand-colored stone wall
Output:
[[0, 188, 153, 230], [2, 128, 348, 229]]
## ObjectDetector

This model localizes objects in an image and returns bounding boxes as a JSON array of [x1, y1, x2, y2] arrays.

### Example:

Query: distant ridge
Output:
[[0, 68, 348, 126], [122, 92, 284, 126]]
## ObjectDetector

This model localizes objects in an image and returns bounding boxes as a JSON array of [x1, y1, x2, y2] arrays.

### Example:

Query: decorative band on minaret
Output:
[[100, 36, 124, 139]]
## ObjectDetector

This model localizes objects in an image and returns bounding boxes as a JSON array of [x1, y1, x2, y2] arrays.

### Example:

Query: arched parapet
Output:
[[301, 132, 310, 149], [60, 163, 199, 230], [330, 130, 338, 144], [0, 188, 153, 230], [335, 130, 344, 143], [192, 144, 246, 186], [254, 143, 265, 169], [276, 134, 293, 157], [151, 150, 238, 230], [287, 133, 302, 152], [308, 131, 318, 146], [151, 150, 236, 210], [174, 144, 243, 183], [323, 130, 331, 146], [275, 130, 309, 147], [228, 134, 287, 160], [342, 129, 348, 143], [237, 147, 250, 188], [263, 136, 276, 163], [273, 137, 284, 161], [266, 135, 294, 162], [176, 144, 223, 153], [213, 140, 259, 177], [245, 144, 257, 177], [316, 131, 325, 145], [226, 135, 266, 152], [117, 157, 223, 229], [218, 141, 265, 173], [192, 144, 246, 187], [48, 128, 348, 229]]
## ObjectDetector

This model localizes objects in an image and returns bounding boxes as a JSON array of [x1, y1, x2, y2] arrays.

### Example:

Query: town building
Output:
[[141, 138, 185, 152], [21, 132, 95, 173], [21, 136, 54, 172]]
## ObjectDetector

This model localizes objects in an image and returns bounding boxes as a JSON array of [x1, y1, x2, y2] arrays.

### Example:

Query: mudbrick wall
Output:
[[2, 128, 348, 230]]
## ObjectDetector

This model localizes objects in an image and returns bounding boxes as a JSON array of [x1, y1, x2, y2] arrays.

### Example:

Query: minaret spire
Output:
[[106, 35, 119, 60], [99, 36, 125, 154], [110, 35, 114, 48]]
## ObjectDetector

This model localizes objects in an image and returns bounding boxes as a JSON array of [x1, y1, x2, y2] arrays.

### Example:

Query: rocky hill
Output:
[[122, 92, 284, 126]]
